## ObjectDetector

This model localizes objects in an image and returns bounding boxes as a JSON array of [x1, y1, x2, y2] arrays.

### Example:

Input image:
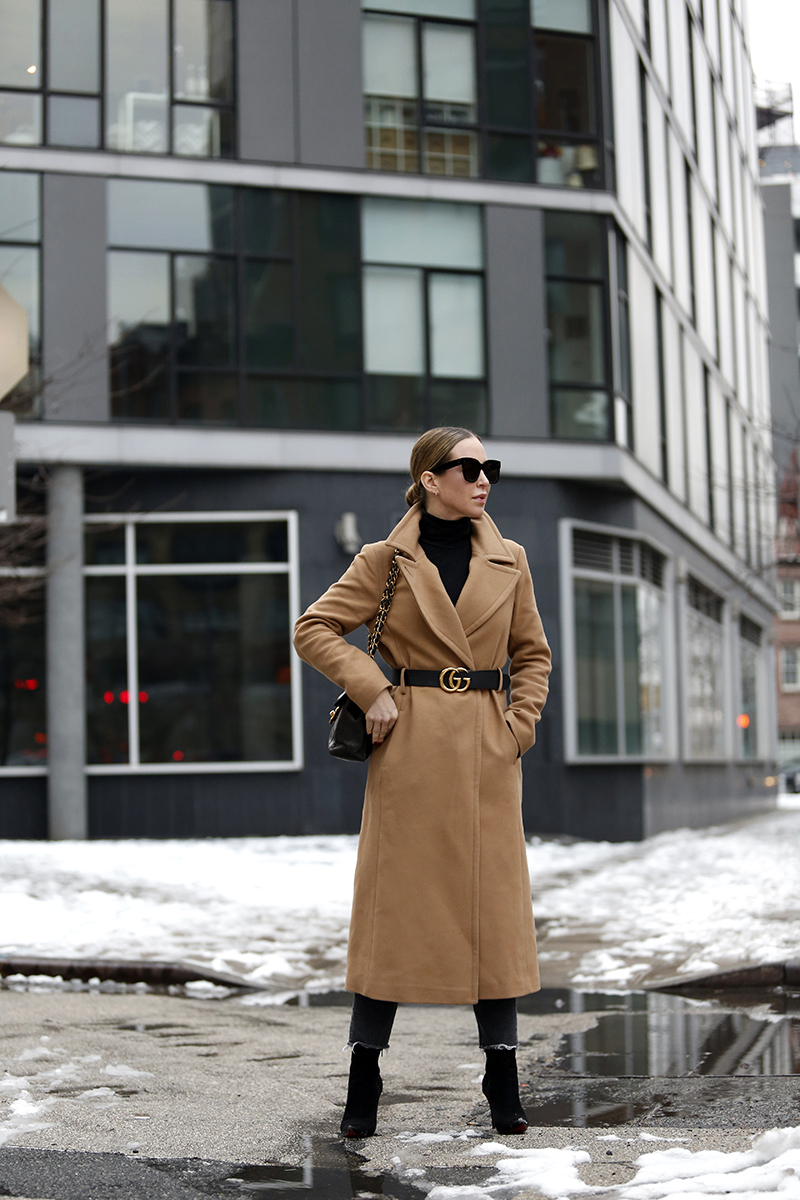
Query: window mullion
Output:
[[613, 575, 626, 756], [125, 521, 140, 767]]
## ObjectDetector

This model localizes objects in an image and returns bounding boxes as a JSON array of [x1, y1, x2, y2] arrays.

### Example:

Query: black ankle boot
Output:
[[340, 1044, 383, 1138], [481, 1048, 528, 1134]]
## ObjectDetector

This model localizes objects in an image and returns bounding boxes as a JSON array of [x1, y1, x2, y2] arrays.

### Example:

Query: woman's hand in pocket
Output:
[[365, 687, 399, 745]]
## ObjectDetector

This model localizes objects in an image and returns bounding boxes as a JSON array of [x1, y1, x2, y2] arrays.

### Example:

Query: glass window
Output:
[[483, 0, 530, 135], [108, 250, 171, 421], [0, 92, 42, 145], [83, 514, 300, 769], [173, 0, 233, 103], [422, 24, 476, 121], [0, 0, 41, 88], [47, 94, 101, 148], [531, 0, 591, 33], [174, 255, 236, 366], [781, 647, 800, 692], [570, 527, 668, 758], [780, 578, 800, 619], [534, 34, 595, 135], [176, 372, 237, 423], [246, 378, 361, 431], [0, 246, 41, 361], [173, 103, 234, 157], [108, 179, 234, 252], [0, 172, 40, 243], [363, 14, 417, 99], [0, 582, 46, 767], [244, 261, 294, 370], [106, 0, 169, 153], [48, 0, 100, 92], [361, 198, 483, 268], [428, 272, 484, 377], [686, 577, 725, 759], [295, 193, 361, 373], [365, 0, 475, 14], [363, 266, 425, 375]]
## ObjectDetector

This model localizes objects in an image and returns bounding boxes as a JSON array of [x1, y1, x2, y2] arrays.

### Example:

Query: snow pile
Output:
[[1, 807, 799, 994], [530, 809, 800, 987], [424, 1127, 800, 1199]]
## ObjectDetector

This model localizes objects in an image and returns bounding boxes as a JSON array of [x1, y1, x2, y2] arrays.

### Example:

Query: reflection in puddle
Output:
[[542, 990, 800, 1077]]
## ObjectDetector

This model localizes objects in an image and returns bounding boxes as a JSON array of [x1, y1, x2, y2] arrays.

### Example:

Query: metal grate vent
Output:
[[688, 576, 723, 623], [618, 539, 635, 574], [640, 544, 665, 589], [573, 529, 614, 572], [740, 615, 762, 646]]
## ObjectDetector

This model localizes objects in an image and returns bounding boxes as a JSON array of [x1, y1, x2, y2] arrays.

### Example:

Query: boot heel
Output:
[[482, 1048, 528, 1135], [341, 1044, 383, 1138]]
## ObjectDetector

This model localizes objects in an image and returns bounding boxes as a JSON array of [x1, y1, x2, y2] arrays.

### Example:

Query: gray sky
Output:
[[747, 0, 800, 137]]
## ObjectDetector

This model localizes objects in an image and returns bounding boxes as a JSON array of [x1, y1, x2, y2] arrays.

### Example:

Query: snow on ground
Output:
[[424, 1126, 800, 1199], [1, 805, 800, 995]]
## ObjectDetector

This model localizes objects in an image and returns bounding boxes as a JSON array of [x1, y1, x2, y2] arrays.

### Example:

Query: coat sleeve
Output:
[[293, 543, 395, 714], [504, 544, 551, 757]]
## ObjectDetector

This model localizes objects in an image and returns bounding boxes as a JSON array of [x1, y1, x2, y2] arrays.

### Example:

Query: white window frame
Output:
[[83, 510, 303, 775], [559, 518, 677, 764], [779, 577, 800, 620], [780, 646, 800, 694]]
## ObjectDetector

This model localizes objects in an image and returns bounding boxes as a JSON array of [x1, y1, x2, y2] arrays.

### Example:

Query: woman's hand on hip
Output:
[[365, 687, 399, 745]]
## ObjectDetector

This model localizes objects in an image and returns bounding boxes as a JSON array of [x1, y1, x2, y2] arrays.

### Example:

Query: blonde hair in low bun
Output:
[[405, 427, 479, 508]]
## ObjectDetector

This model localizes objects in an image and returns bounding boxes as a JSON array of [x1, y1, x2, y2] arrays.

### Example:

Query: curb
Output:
[[650, 962, 800, 991], [0, 956, 270, 991]]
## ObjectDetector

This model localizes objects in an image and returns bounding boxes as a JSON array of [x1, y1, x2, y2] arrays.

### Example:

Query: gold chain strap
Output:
[[367, 554, 400, 659]]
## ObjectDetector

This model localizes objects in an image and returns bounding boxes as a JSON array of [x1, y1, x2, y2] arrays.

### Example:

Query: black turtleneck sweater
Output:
[[419, 509, 472, 606]]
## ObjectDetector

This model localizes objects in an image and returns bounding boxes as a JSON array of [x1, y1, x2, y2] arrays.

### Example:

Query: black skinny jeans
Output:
[[348, 993, 518, 1051]]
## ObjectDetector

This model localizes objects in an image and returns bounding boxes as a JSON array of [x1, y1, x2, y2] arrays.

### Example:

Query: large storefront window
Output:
[[0, 501, 47, 771], [0, 171, 41, 417], [569, 526, 668, 759], [685, 577, 726, 759], [362, 0, 604, 185], [84, 513, 301, 771], [0, 0, 234, 156], [545, 211, 614, 440]]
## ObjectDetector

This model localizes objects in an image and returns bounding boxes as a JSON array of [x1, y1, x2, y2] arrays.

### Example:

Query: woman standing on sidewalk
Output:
[[293, 427, 551, 1138]]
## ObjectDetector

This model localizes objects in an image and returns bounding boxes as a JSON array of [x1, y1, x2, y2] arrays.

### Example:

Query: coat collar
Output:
[[385, 505, 520, 663]]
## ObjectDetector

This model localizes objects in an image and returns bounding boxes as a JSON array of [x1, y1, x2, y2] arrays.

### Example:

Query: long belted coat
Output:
[[293, 504, 551, 1004]]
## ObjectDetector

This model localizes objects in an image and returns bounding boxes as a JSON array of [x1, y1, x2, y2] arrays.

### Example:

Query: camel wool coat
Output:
[[293, 504, 551, 1004]]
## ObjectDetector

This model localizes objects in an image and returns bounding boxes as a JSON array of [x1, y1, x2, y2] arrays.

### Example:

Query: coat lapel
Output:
[[455, 513, 521, 639], [386, 506, 475, 668]]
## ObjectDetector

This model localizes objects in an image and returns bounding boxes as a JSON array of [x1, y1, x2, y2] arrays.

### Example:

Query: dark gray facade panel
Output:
[[0, 778, 47, 838], [762, 183, 800, 486], [236, 0, 296, 163], [485, 205, 549, 439], [643, 763, 774, 837], [296, 0, 363, 169], [42, 174, 108, 422]]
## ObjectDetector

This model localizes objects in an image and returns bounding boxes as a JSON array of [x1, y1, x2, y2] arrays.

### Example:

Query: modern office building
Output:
[[0, 0, 777, 841]]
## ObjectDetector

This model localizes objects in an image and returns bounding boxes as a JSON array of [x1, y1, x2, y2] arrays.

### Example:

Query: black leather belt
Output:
[[391, 668, 509, 693]]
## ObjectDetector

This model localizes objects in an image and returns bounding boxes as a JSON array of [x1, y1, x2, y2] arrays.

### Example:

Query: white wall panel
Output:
[[648, 0, 670, 91], [683, 337, 709, 523], [715, 224, 734, 388], [692, 183, 716, 357], [667, 0, 693, 144], [610, 6, 645, 237], [648, 94, 672, 283], [629, 255, 661, 475], [669, 127, 692, 317], [662, 301, 686, 500]]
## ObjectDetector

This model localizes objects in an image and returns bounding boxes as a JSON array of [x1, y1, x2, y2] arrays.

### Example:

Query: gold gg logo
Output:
[[439, 667, 471, 692]]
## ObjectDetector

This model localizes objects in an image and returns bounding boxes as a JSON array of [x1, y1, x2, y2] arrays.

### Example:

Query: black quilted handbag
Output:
[[328, 554, 400, 762]]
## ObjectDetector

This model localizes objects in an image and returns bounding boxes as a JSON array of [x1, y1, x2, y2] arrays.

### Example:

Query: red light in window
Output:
[[14, 679, 24, 690], [736, 713, 750, 729], [25, 679, 38, 690], [103, 691, 114, 704], [34, 732, 47, 745], [172, 750, 185, 762], [119, 691, 130, 704], [138, 691, 149, 703]]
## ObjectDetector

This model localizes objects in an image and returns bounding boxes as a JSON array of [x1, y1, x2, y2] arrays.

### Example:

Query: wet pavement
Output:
[[1, 983, 799, 1198]]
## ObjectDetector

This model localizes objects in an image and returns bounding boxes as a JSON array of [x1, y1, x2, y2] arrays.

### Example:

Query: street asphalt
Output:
[[1, 986, 799, 1198]]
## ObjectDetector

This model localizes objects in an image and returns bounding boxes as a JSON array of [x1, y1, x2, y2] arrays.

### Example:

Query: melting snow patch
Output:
[[101, 1064, 154, 1078]]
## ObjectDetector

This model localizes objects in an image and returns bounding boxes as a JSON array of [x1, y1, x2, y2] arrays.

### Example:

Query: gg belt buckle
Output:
[[439, 666, 470, 692]]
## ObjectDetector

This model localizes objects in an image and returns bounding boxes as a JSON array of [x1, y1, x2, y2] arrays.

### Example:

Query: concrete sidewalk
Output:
[[1, 987, 798, 1198]]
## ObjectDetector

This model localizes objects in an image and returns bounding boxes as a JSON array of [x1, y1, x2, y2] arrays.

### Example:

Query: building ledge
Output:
[[14, 421, 777, 612]]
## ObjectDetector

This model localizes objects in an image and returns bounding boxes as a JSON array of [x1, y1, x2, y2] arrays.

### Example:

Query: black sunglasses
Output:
[[431, 457, 501, 485]]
